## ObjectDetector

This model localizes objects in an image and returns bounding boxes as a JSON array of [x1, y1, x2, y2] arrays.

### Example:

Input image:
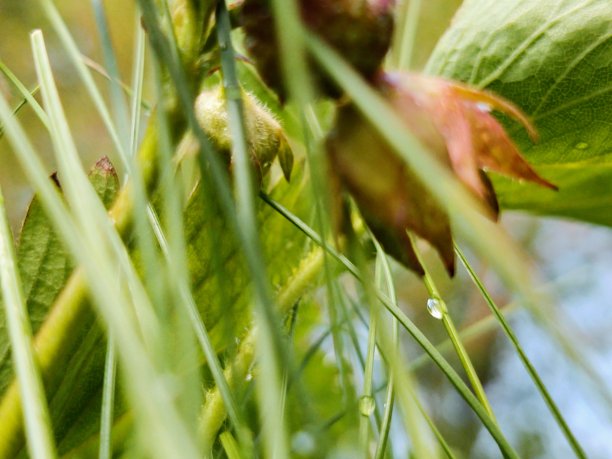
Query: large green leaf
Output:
[[426, 0, 612, 225]]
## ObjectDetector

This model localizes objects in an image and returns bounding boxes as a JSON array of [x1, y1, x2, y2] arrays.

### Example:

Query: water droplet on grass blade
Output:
[[359, 395, 375, 416], [427, 298, 444, 320]]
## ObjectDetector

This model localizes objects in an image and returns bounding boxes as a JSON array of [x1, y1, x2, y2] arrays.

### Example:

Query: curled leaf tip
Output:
[[450, 84, 539, 142]]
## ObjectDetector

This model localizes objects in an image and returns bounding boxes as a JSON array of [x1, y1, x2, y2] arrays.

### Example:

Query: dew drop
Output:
[[359, 395, 375, 416], [291, 431, 316, 455], [245, 372, 253, 382], [426, 298, 444, 320], [575, 142, 589, 150]]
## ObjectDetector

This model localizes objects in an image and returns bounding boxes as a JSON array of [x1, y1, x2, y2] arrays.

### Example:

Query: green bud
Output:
[[194, 85, 293, 184]]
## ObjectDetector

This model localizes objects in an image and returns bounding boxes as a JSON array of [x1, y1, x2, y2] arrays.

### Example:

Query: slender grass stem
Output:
[[129, 22, 147, 159], [370, 243, 433, 459], [373, 252, 397, 459], [0, 188, 57, 459], [269, 0, 348, 412], [393, 0, 423, 69], [0, 61, 48, 127], [39, 0, 129, 163], [215, 3, 290, 457], [91, 0, 131, 153], [220, 431, 243, 459], [260, 194, 519, 459], [409, 235, 496, 421], [456, 245, 587, 459], [360, 294, 378, 452], [146, 140, 247, 454], [30, 29, 201, 458], [0, 72, 178, 457], [98, 337, 117, 459]]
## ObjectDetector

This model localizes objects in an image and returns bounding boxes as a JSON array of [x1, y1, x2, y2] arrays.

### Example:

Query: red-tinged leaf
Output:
[[436, 96, 489, 202], [326, 71, 558, 275], [381, 72, 557, 201], [467, 109, 558, 190]]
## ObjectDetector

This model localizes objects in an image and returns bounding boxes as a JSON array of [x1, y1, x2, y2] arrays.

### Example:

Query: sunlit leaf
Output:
[[427, 0, 612, 225]]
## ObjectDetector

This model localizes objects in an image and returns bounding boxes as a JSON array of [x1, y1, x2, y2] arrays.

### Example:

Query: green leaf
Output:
[[426, 0, 612, 225], [0, 157, 119, 399], [0, 158, 119, 457], [185, 161, 311, 351]]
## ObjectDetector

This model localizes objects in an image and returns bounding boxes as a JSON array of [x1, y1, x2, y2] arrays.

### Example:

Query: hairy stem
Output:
[[199, 247, 324, 447]]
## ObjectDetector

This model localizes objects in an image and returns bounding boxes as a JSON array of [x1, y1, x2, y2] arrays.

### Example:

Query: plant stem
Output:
[[410, 235, 497, 421], [215, 3, 290, 457], [393, 0, 423, 69], [360, 299, 378, 452], [199, 247, 324, 446], [98, 336, 117, 459], [373, 253, 397, 459], [220, 431, 243, 459], [262, 195, 518, 458], [456, 245, 587, 459]]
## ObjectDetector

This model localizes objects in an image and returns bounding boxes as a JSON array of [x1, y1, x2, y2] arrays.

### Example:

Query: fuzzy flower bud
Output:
[[195, 85, 293, 184], [242, 0, 395, 98]]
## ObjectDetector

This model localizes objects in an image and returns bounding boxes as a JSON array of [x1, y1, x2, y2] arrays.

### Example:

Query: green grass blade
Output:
[[220, 431, 244, 459], [39, 0, 129, 164], [149, 56, 248, 449], [360, 290, 378, 452], [0, 60, 47, 130], [373, 252, 396, 459], [412, 395, 457, 459], [129, 22, 147, 158], [392, 0, 423, 69], [137, 0, 273, 451], [260, 193, 520, 459], [98, 337, 117, 459], [0, 188, 57, 459], [31, 30, 159, 343], [216, 3, 290, 456], [80, 55, 151, 112], [29, 30, 200, 458], [0, 73, 96, 459], [410, 235, 496, 421], [91, 0, 131, 152], [371, 242, 439, 459], [456, 245, 587, 459]]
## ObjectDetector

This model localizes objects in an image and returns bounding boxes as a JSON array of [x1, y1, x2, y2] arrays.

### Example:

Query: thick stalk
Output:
[[199, 248, 324, 446]]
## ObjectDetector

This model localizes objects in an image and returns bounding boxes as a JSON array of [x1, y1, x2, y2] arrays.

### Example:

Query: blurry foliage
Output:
[[0, 0, 609, 458], [0, 0, 139, 228]]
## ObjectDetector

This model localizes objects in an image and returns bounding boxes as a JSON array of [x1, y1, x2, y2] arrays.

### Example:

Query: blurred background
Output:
[[1, 0, 610, 457]]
